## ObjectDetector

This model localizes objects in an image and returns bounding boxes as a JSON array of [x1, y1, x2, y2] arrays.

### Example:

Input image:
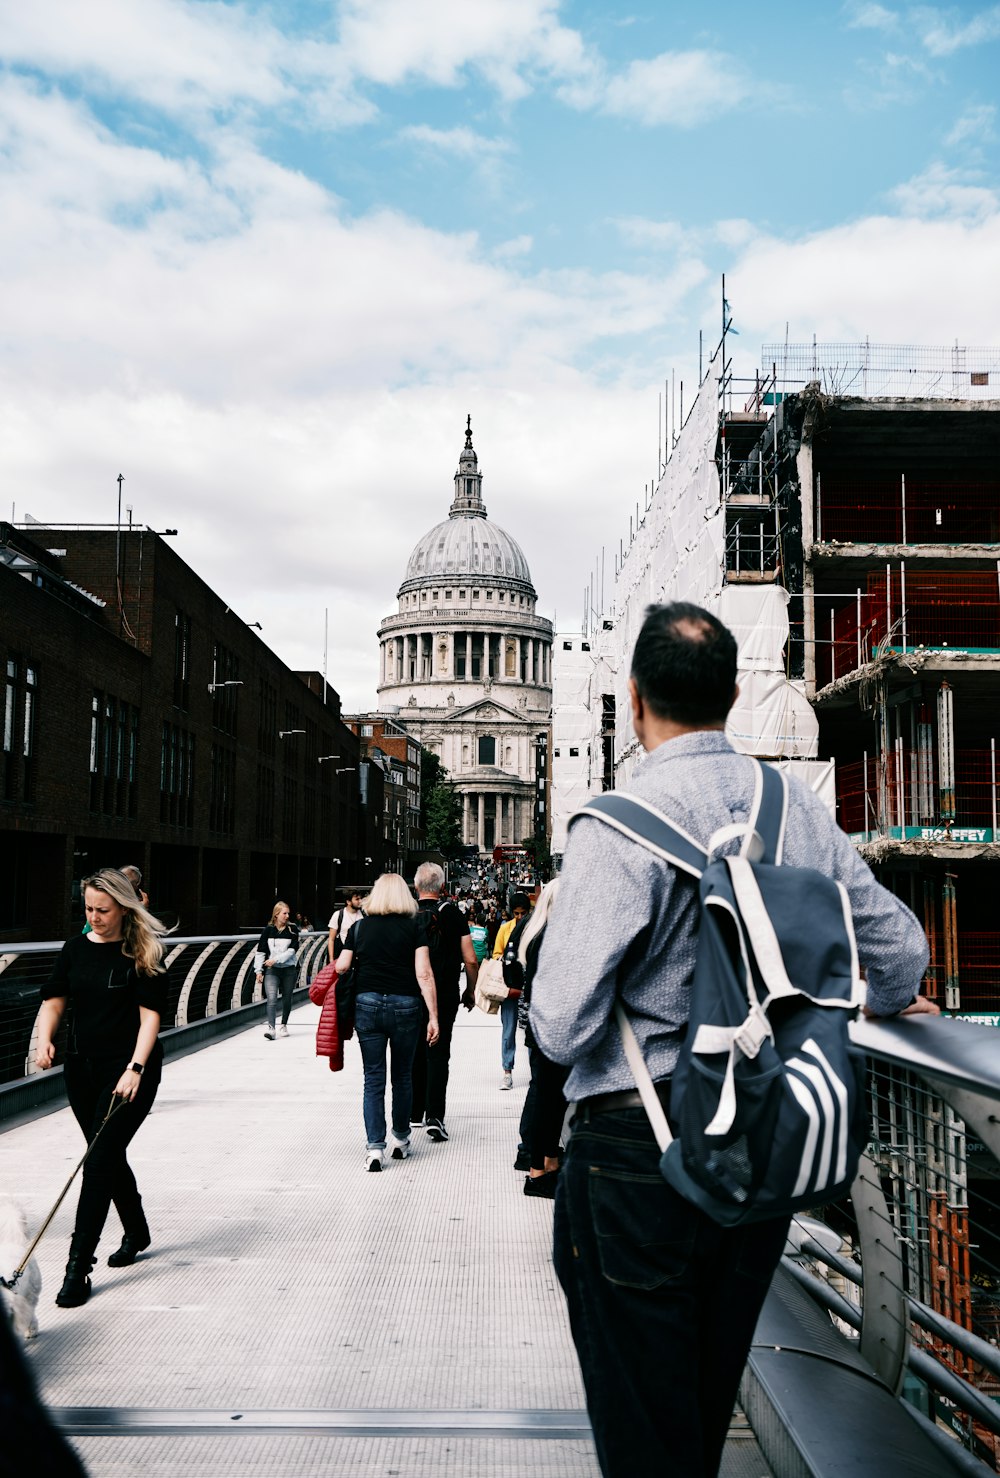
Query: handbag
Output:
[[477, 957, 509, 1003], [474, 984, 501, 1016]]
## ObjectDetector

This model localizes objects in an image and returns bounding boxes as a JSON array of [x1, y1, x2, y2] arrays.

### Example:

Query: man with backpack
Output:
[[411, 862, 480, 1142], [531, 602, 937, 1478]]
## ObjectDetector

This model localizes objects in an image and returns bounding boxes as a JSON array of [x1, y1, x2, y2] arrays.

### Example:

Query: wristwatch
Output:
[[130, 1061, 144, 1075]]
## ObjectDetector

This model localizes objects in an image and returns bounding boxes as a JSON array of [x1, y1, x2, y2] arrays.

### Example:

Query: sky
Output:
[[1, 0, 998, 710]]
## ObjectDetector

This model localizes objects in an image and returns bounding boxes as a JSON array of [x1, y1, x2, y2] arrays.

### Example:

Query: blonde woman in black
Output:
[[36, 869, 168, 1308]]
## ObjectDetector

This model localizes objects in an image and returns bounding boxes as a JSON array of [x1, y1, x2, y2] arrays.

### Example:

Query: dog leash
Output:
[[1, 1094, 130, 1292]]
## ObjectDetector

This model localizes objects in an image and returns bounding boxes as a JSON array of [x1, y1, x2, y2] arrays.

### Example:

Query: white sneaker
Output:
[[501, 1072, 513, 1091], [365, 1149, 385, 1172], [264, 1027, 275, 1040], [278, 1025, 289, 1037], [389, 1136, 411, 1161]]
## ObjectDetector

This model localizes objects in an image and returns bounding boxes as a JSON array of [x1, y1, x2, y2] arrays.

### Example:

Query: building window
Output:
[[478, 736, 496, 765], [445, 590, 452, 599], [3, 656, 41, 804], [258, 679, 277, 759], [466, 478, 474, 494], [499, 591, 505, 601], [563, 641, 573, 650], [421, 591, 427, 601], [90, 689, 139, 818], [486, 590, 493, 600], [362, 723, 373, 737], [209, 743, 236, 834], [282, 773, 298, 841], [160, 721, 195, 827], [569, 748, 579, 757], [582, 642, 591, 652], [459, 590, 465, 598], [173, 611, 191, 710], [554, 748, 561, 757], [255, 763, 274, 841], [433, 591, 439, 600], [473, 590, 480, 600], [211, 643, 239, 737]]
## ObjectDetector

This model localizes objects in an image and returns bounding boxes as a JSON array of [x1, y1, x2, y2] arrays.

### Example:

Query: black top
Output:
[[42, 934, 166, 1058], [344, 914, 428, 998], [417, 897, 470, 990]]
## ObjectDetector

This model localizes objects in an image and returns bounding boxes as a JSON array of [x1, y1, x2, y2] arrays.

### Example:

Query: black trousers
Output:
[[525, 1046, 570, 1170], [410, 985, 459, 1123], [63, 1044, 162, 1259]]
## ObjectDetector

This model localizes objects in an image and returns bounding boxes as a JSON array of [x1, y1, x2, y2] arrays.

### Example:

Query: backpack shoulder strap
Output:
[[572, 793, 707, 878], [752, 761, 789, 865]]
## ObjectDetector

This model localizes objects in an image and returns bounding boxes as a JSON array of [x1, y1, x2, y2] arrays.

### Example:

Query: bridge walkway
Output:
[[4, 1003, 770, 1476]]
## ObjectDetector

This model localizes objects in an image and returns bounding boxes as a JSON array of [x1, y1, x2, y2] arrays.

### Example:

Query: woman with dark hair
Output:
[[335, 873, 439, 1171], [35, 869, 169, 1307], [254, 901, 300, 1040]]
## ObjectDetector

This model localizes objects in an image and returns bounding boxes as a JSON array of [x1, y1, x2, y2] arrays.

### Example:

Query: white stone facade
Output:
[[376, 419, 553, 853]]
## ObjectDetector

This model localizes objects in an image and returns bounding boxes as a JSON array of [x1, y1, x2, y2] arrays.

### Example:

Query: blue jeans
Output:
[[354, 993, 423, 1150], [264, 966, 296, 1029], [554, 1105, 789, 1478], [500, 995, 518, 1072]]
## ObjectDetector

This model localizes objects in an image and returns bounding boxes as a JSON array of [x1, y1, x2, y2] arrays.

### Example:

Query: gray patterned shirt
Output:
[[531, 730, 929, 1102]]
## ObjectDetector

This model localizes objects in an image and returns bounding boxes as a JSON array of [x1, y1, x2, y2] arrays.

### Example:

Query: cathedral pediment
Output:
[[443, 697, 524, 723]]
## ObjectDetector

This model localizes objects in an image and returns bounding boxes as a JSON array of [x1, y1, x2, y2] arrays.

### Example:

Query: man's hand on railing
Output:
[[863, 994, 941, 1019]]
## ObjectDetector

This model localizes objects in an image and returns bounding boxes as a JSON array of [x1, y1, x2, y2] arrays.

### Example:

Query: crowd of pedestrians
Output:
[[25, 601, 950, 1478]]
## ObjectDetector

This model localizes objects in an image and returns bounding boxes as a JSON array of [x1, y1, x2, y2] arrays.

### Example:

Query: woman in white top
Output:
[[254, 901, 300, 1040]]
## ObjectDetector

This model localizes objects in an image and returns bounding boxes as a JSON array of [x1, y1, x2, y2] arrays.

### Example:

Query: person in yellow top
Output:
[[493, 894, 530, 1090]]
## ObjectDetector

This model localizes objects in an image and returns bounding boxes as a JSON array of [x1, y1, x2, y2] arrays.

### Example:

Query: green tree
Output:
[[426, 783, 463, 857], [421, 748, 463, 857], [520, 834, 553, 882]]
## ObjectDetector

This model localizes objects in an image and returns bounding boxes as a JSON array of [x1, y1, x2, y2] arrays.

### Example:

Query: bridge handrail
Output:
[[768, 1011, 1000, 1473]]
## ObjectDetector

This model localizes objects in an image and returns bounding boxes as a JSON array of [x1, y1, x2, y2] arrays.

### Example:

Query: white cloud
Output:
[[945, 102, 997, 147], [0, 0, 370, 126], [844, 2, 900, 29], [889, 161, 998, 220], [398, 124, 512, 159], [914, 4, 1000, 56], [726, 202, 1000, 349], [336, 0, 596, 102], [601, 50, 756, 127]]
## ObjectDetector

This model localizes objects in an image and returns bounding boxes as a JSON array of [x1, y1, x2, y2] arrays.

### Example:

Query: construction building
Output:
[[556, 340, 1000, 1026]]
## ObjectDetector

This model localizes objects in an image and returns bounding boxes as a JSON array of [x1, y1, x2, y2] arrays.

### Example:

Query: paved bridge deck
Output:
[[3, 1003, 770, 1476]]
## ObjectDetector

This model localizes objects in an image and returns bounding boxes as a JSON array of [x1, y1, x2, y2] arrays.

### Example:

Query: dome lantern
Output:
[[449, 414, 487, 520]]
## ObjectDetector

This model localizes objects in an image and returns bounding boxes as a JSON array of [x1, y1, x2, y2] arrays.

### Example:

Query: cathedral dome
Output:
[[396, 416, 536, 598], [400, 516, 533, 591]]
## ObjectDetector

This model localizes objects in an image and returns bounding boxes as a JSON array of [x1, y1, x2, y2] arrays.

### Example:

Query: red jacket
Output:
[[311, 963, 352, 1071]]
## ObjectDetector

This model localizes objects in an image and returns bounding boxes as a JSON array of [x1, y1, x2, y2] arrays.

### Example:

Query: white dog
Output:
[[0, 1196, 41, 1340]]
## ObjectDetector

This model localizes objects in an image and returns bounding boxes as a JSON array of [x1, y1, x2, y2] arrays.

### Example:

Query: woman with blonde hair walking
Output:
[[36, 869, 169, 1307], [335, 873, 439, 1170]]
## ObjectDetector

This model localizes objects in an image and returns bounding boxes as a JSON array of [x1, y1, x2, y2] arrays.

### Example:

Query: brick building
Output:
[[345, 714, 425, 870], [1, 522, 373, 941]]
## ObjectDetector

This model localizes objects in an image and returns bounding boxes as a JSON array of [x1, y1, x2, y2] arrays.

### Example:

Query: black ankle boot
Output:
[[55, 1247, 96, 1308], [108, 1230, 151, 1267]]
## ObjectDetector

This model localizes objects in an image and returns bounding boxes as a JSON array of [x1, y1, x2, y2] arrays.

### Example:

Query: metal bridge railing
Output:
[[783, 1015, 1000, 1473], [0, 932, 330, 1090]]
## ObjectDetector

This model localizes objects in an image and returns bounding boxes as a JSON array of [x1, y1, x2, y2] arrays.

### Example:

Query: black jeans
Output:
[[63, 1044, 163, 1259], [554, 1105, 788, 1478], [410, 984, 459, 1123]]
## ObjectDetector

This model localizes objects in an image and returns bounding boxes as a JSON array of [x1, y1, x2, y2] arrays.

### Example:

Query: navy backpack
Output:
[[578, 759, 868, 1227]]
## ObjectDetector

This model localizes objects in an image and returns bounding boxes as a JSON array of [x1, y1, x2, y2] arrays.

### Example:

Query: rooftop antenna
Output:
[[115, 473, 124, 635]]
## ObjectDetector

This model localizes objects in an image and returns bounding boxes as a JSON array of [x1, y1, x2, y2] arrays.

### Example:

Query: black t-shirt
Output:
[[344, 914, 428, 998], [42, 934, 166, 1058], [417, 897, 469, 990]]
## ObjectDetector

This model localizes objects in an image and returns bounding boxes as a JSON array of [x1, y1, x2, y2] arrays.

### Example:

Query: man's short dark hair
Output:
[[630, 602, 737, 726]]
